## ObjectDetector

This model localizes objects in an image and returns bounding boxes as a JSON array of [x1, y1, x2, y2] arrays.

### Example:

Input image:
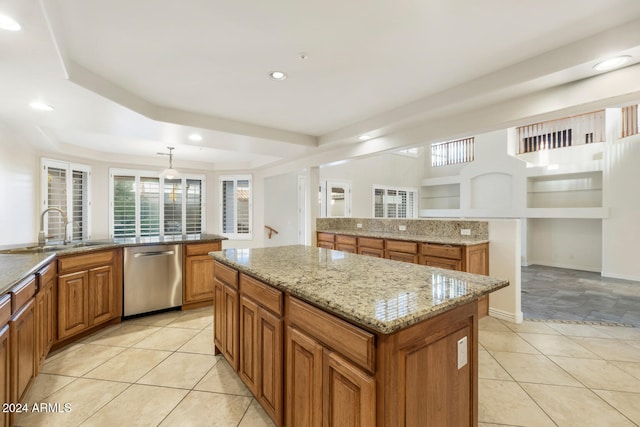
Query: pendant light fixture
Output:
[[158, 146, 180, 179]]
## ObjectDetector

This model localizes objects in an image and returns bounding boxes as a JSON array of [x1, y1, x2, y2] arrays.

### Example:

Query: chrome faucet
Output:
[[38, 208, 71, 245]]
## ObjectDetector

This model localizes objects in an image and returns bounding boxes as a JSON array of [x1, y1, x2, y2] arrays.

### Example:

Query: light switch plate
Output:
[[356, 223, 363, 228], [399, 225, 407, 231], [460, 229, 471, 236], [457, 336, 468, 369]]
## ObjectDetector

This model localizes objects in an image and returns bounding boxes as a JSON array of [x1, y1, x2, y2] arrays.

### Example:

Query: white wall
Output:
[[526, 218, 602, 272], [602, 132, 640, 280], [320, 152, 423, 217], [263, 171, 301, 247], [0, 128, 38, 245]]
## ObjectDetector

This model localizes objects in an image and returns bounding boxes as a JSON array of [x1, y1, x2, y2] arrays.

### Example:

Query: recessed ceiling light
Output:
[[188, 133, 203, 142], [358, 134, 372, 141], [269, 71, 287, 81], [593, 55, 631, 71], [0, 14, 21, 31], [29, 101, 55, 111]]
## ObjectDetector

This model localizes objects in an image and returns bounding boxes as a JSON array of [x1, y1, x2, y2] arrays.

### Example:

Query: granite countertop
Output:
[[211, 245, 508, 334], [0, 233, 227, 297], [318, 229, 489, 245], [0, 253, 57, 296]]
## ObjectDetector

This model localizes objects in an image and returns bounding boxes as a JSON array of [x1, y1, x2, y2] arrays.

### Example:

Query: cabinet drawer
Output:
[[240, 273, 283, 315], [358, 237, 384, 249], [288, 297, 375, 373], [335, 235, 357, 246], [38, 262, 56, 289], [185, 242, 221, 256], [317, 232, 335, 243], [386, 240, 418, 254], [421, 243, 462, 260], [11, 275, 36, 313], [214, 261, 239, 289], [58, 250, 114, 274], [0, 293, 10, 325]]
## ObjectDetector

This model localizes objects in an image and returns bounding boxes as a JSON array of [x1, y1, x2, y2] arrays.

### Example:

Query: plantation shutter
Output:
[[164, 178, 182, 235], [46, 166, 67, 240], [185, 179, 203, 234], [113, 175, 136, 238], [140, 177, 160, 236]]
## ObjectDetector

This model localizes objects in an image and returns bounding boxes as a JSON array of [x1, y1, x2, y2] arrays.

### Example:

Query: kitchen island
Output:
[[210, 245, 508, 427]]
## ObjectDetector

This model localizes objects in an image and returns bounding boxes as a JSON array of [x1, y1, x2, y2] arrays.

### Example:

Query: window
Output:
[[110, 169, 205, 238], [373, 186, 417, 218], [220, 175, 252, 239], [41, 158, 91, 242], [431, 137, 475, 167], [621, 104, 639, 138], [517, 110, 605, 153]]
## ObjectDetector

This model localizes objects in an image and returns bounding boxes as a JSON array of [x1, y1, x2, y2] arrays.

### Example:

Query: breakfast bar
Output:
[[211, 245, 508, 427]]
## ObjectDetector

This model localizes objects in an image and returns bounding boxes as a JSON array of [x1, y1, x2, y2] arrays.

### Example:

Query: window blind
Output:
[[220, 176, 252, 237], [140, 177, 160, 236], [373, 186, 417, 219], [47, 166, 67, 241], [164, 178, 182, 235], [113, 175, 136, 238], [185, 179, 202, 234], [72, 170, 89, 240]]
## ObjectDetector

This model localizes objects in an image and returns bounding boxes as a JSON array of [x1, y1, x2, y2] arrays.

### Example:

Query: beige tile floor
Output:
[[13, 307, 640, 426]]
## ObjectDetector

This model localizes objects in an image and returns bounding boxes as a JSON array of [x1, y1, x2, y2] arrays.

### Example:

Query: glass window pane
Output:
[[164, 178, 182, 235], [113, 176, 136, 238]]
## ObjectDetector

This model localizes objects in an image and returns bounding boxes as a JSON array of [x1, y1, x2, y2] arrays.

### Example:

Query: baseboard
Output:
[[488, 307, 524, 324], [524, 260, 600, 273], [601, 271, 640, 282]]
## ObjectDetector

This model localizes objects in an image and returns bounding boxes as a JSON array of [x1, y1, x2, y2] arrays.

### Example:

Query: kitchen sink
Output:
[[2, 241, 109, 254]]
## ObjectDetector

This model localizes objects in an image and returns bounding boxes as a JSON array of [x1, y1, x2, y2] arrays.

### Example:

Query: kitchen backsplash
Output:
[[316, 218, 489, 239]]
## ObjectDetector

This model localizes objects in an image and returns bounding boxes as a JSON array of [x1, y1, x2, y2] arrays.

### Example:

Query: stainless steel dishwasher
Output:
[[123, 244, 182, 317]]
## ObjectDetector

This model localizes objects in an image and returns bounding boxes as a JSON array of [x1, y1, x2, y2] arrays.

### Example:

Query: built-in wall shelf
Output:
[[420, 183, 461, 210], [527, 170, 603, 209], [525, 207, 609, 219], [419, 207, 609, 219]]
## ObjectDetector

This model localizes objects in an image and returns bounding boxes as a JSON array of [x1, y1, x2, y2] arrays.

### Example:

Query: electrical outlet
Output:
[[457, 336, 468, 369], [460, 229, 471, 236], [398, 225, 407, 231], [356, 223, 363, 228]]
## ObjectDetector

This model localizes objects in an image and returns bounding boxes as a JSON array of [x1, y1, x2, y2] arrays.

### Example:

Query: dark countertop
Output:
[[0, 234, 227, 297], [211, 245, 508, 334], [318, 229, 489, 245]]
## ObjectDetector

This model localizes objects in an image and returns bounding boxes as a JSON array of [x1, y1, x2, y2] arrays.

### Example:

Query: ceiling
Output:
[[2, 0, 640, 172]]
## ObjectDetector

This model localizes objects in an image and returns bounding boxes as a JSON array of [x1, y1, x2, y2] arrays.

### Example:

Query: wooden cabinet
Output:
[[184, 241, 221, 309], [420, 243, 463, 270], [239, 274, 283, 425], [0, 294, 11, 427], [35, 262, 56, 371], [286, 297, 375, 427], [386, 240, 419, 263], [9, 276, 37, 406], [335, 234, 357, 253], [57, 249, 122, 341], [213, 260, 240, 370], [317, 232, 335, 250], [357, 237, 385, 258]]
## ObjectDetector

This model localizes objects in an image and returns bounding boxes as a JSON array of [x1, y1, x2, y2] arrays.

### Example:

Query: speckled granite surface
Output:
[[0, 253, 56, 296], [211, 245, 508, 334], [0, 234, 227, 297], [317, 218, 489, 245]]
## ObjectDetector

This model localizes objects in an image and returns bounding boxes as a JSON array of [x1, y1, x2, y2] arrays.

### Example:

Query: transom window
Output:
[[109, 169, 205, 239], [431, 137, 475, 167]]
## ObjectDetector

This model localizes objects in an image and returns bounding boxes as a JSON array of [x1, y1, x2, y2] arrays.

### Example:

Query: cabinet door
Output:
[[258, 307, 283, 425], [286, 326, 323, 427], [10, 299, 36, 403], [213, 279, 225, 354], [323, 351, 376, 427], [0, 325, 10, 427], [89, 265, 115, 326], [404, 326, 473, 427], [184, 254, 215, 304], [464, 244, 489, 275], [223, 285, 240, 370], [58, 271, 90, 340], [317, 241, 335, 250], [239, 295, 258, 395], [35, 278, 55, 371], [335, 244, 357, 253]]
